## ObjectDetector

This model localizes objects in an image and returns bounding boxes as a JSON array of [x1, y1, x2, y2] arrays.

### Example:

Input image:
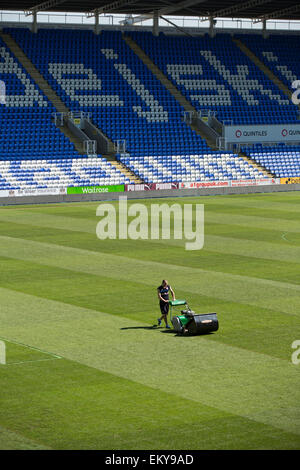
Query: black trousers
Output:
[[160, 300, 169, 316]]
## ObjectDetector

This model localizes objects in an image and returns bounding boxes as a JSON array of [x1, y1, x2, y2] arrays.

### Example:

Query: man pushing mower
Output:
[[156, 281, 219, 335], [157, 280, 176, 329]]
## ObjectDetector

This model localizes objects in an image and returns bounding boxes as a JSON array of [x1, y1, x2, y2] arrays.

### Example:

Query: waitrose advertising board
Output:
[[67, 185, 125, 195]]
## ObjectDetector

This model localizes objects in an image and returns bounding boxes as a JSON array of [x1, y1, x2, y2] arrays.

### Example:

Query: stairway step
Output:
[[239, 152, 274, 178], [109, 160, 143, 184], [123, 34, 211, 145], [124, 35, 195, 112]]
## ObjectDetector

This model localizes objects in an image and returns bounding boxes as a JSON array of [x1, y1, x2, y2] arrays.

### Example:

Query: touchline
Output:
[[96, 196, 204, 251]]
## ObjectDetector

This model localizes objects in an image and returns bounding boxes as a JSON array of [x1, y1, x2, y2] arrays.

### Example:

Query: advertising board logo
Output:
[[235, 129, 242, 138], [281, 129, 288, 137]]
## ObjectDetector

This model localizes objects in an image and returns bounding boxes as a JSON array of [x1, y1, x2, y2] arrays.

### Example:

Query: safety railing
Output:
[[1, 11, 300, 32]]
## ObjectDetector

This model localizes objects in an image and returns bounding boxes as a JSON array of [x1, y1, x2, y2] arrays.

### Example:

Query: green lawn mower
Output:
[[169, 299, 219, 335]]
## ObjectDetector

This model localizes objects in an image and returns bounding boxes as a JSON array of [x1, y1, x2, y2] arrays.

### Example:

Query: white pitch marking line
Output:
[[0, 337, 62, 360], [3, 357, 61, 366]]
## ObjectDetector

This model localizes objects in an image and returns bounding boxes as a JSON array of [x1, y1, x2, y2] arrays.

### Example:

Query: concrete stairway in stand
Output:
[[124, 34, 272, 177], [0, 31, 85, 154], [104, 155, 143, 184], [123, 34, 217, 146], [239, 152, 274, 178], [233, 37, 297, 105]]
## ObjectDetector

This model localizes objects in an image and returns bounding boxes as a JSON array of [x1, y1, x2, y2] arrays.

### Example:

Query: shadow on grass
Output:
[[161, 330, 214, 336], [120, 326, 215, 337], [120, 325, 182, 336], [120, 325, 160, 331], [120, 325, 180, 332]]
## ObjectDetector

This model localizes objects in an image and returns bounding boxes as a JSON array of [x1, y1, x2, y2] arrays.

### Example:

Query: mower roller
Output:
[[169, 300, 219, 335]]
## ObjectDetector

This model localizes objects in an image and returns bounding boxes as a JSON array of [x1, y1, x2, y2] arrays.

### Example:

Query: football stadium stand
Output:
[[236, 34, 300, 177], [0, 36, 79, 161], [0, 157, 131, 190], [242, 143, 300, 177], [0, 25, 299, 190], [129, 31, 298, 125]]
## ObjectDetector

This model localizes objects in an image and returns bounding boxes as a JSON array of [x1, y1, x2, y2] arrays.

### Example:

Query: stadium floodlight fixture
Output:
[[253, 3, 300, 23], [86, 0, 139, 18], [200, 0, 273, 22], [24, 0, 67, 16]]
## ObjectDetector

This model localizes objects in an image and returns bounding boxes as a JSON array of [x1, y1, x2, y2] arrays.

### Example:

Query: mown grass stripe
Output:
[[8, 200, 300, 223], [1, 219, 300, 286], [190, 194, 300, 213], [2, 218, 300, 269], [204, 234, 300, 263], [0, 203, 300, 236], [0, 425, 51, 450], [1, 204, 299, 253], [0, 285, 299, 437], [0, 336, 62, 359], [2, 352, 298, 450], [0, 194, 299, 449], [4, 358, 61, 366], [2, 254, 298, 363], [0, 235, 299, 317]]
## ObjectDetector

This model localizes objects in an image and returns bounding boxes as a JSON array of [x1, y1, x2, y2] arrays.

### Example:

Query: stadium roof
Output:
[[2, 0, 300, 21]]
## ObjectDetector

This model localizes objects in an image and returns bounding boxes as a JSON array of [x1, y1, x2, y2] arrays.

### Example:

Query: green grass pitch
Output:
[[0, 191, 299, 450]]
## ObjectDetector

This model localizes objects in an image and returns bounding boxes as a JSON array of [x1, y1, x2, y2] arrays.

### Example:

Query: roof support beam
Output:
[[153, 10, 159, 37], [153, 0, 208, 16], [32, 10, 38, 33], [253, 4, 300, 23], [120, 0, 207, 25], [160, 16, 194, 37], [209, 16, 217, 37], [94, 11, 101, 34], [86, 0, 139, 18], [25, 0, 67, 34], [262, 17, 268, 38], [200, 0, 273, 22], [24, 0, 67, 16]]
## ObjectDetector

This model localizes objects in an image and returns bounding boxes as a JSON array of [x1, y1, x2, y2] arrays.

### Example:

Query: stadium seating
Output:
[[6, 28, 211, 156], [0, 33, 132, 188], [118, 151, 264, 183], [242, 144, 300, 177], [130, 31, 298, 125], [129, 31, 300, 179], [0, 36, 79, 160], [237, 34, 300, 95], [234, 34, 300, 177], [1, 28, 299, 187], [4, 28, 269, 183], [0, 157, 130, 190]]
